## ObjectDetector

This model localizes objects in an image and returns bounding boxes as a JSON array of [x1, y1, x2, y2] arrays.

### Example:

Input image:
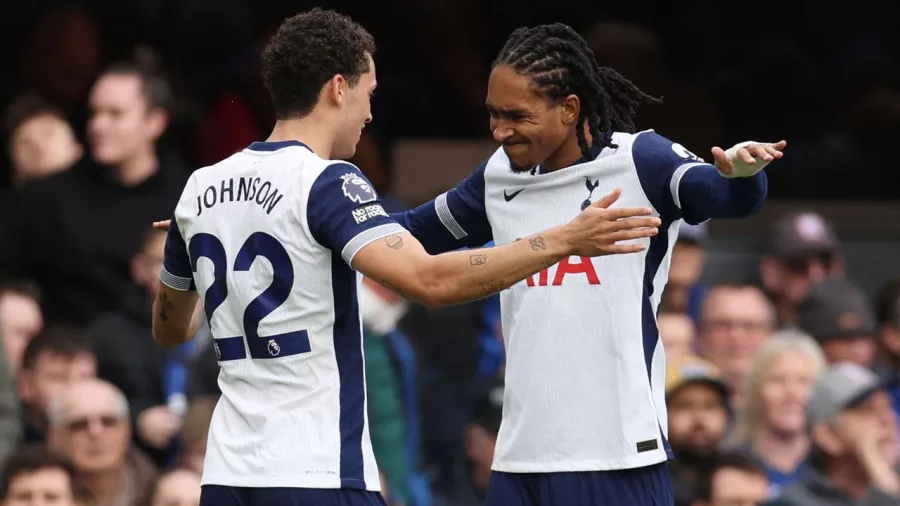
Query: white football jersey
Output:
[[394, 130, 767, 472], [160, 140, 405, 489]]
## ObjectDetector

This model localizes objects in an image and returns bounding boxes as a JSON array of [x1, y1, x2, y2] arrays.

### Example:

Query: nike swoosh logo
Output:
[[504, 189, 524, 202]]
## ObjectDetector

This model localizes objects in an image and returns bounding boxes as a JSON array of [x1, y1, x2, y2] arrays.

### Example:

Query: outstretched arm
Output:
[[355, 190, 659, 308], [306, 163, 659, 309], [390, 160, 492, 255], [633, 132, 783, 224]]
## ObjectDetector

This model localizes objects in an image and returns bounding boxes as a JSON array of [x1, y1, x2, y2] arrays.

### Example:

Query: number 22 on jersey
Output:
[[190, 232, 310, 362]]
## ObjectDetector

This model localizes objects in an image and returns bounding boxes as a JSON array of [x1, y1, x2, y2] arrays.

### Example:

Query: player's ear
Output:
[[561, 94, 580, 125], [327, 75, 347, 106]]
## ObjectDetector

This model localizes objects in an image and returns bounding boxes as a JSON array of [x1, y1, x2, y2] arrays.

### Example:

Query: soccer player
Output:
[[150, 10, 661, 506], [389, 23, 785, 505]]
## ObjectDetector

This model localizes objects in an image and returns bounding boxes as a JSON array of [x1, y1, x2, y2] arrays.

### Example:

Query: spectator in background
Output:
[[658, 312, 696, 365], [874, 278, 900, 418], [89, 228, 217, 467], [665, 355, 731, 506], [434, 381, 503, 506], [661, 222, 709, 322], [0, 282, 42, 374], [0, 340, 20, 466], [175, 396, 217, 476], [3, 93, 82, 186], [47, 378, 157, 506], [773, 363, 900, 505], [690, 451, 770, 506], [17, 327, 95, 444], [144, 468, 201, 506], [759, 211, 843, 327], [0, 446, 86, 506], [0, 49, 187, 328], [18, 6, 102, 134], [697, 284, 774, 404], [360, 277, 431, 506], [728, 330, 827, 499], [797, 278, 878, 368]]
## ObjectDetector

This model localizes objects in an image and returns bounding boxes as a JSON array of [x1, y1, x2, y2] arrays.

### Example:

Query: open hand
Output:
[[711, 140, 786, 176], [564, 188, 660, 257]]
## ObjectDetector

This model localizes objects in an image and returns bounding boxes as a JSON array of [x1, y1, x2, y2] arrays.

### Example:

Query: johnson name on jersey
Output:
[[392, 130, 766, 473], [159, 140, 405, 490]]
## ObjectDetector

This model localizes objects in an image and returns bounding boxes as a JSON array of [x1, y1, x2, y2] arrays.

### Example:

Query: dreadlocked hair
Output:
[[493, 23, 661, 160]]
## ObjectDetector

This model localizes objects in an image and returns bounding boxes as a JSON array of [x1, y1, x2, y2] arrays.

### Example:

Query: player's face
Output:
[[487, 65, 573, 173], [88, 74, 166, 167], [335, 54, 376, 160]]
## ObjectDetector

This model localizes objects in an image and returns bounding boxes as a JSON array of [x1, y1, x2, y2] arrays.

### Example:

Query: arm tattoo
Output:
[[529, 237, 546, 251], [385, 235, 403, 249], [479, 279, 506, 295], [157, 292, 174, 322], [470, 254, 487, 266]]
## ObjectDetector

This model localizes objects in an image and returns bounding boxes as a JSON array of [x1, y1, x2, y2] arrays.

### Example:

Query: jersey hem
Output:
[[491, 450, 668, 473], [200, 474, 381, 491]]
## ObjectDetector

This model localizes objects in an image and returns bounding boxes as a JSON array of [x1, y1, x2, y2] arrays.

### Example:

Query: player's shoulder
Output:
[[625, 129, 706, 167]]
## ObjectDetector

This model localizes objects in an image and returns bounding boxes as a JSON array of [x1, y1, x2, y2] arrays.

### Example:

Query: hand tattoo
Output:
[[529, 237, 546, 251], [470, 254, 487, 266], [157, 292, 174, 322], [385, 235, 403, 249]]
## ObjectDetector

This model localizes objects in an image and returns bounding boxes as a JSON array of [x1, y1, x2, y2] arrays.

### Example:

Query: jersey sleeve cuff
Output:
[[668, 162, 707, 210], [159, 267, 194, 291], [341, 223, 408, 266]]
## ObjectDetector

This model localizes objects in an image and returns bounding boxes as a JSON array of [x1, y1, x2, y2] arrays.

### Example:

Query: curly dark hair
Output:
[[261, 8, 376, 120], [494, 23, 660, 160]]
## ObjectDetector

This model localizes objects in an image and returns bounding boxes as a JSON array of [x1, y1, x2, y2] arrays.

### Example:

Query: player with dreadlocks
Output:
[[150, 20, 784, 506], [389, 23, 786, 505]]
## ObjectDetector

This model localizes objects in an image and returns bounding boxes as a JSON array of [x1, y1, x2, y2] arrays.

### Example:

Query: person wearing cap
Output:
[[772, 362, 900, 506], [665, 355, 731, 506], [662, 222, 710, 322], [759, 211, 844, 327], [797, 278, 878, 369]]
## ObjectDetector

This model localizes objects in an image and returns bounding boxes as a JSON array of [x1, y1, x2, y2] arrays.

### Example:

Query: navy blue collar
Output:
[[247, 140, 311, 152]]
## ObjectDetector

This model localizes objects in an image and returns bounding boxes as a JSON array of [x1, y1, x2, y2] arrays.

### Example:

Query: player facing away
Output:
[[149, 10, 664, 506], [390, 23, 786, 506]]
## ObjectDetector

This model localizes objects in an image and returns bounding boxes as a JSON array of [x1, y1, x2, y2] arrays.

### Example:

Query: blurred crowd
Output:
[[2, 1, 900, 506]]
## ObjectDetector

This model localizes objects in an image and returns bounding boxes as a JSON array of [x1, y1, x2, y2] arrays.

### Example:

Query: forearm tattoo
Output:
[[479, 279, 506, 295], [470, 254, 487, 266], [157, 292, 174, 322], [529, 236, 546, 251]]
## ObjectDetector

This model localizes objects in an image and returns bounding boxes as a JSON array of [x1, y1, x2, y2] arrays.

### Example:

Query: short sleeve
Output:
[[632, 131, 711, 221], [307, 162, 407, 266], [390, 160, 492, 254], [160, 218, 195, 291]]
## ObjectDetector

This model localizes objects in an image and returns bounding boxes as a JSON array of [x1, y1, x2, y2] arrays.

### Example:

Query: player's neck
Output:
[[542, 127, 595, 173], [267, 117, 336, 159]]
